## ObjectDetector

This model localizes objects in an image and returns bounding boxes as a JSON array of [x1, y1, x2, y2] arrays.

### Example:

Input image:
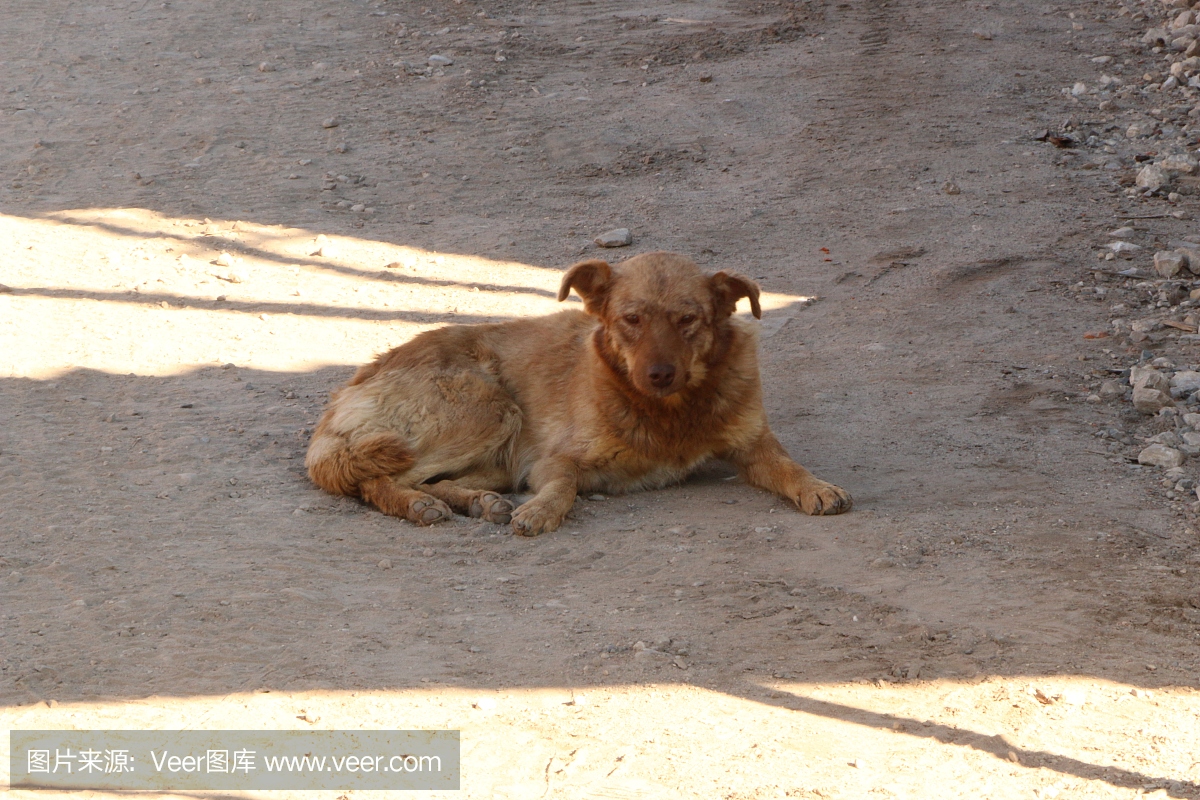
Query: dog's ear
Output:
[[709, 271, 762, 319], [558, 259, 613, 315]]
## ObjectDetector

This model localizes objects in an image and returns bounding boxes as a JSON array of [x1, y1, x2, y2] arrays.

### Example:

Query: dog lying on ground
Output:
[[306, 251, 851, 535]]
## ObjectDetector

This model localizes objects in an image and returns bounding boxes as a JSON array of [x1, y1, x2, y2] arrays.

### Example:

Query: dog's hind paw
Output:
[[410, 497, 453, 526], [470, 492, 514, 525], [796, 481, 853, 516]]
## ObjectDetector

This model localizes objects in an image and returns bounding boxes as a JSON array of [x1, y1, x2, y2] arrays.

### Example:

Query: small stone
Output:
[[350, 203, 366, 212], [1171, 371, 1200, 394], [1138, 443, 1185, 468], [258, 61, 275, 72], [1184, 412, 1200, 428], [1136, 163, 1170, 191], [594, 228, 633, 247], [1133, 387, 1174, 414], [214, 251, 235, 267], [588, 494, 607, 501], [422, 547, 434, 556], [1154, 250, 1186, 277], [1123, 121, 1152, 138], [428, 54, 454, 67], [1099, 379, 1124, 400], [1131, 366, 1169, 392], [378, 558, 392, 569], [941, 181, 961, 195], [322, 117, 340, 128], [871, 557, 896, 569], [1161, 153, 1198, 173], [1108, 226, 1137, 238], [1107, 240, 1142, 254]]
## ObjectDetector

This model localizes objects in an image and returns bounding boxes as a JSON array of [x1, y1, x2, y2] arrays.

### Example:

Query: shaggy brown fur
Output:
[[306, 251, 851, 535]]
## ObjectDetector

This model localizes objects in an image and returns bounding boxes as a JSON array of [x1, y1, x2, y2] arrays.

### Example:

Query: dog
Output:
[[306, 251, 851, 535]]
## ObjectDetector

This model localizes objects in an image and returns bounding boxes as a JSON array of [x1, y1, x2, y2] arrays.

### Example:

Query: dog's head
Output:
[[558, 251, 761, 398]]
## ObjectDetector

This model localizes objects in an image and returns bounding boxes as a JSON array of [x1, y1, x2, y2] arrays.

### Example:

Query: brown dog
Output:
[[306, 251, 851, 534]]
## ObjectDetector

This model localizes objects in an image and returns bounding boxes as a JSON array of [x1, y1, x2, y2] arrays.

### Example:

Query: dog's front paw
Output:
[[510, 500, 565, 536], [795, 480, 853, 516], [410, 497, 453, 526]]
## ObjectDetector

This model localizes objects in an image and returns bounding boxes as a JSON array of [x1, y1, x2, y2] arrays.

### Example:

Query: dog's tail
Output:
[[306, 430, 415, 497]]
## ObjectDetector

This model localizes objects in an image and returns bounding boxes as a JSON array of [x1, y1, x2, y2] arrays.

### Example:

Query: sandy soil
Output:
[[2, 0, 1200, 797]]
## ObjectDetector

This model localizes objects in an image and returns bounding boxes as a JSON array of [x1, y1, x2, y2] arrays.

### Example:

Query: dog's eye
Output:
[[624, 314, 640, 325], [679, 314, 696, 325]]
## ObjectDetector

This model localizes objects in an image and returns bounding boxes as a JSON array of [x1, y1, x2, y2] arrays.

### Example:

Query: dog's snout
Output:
[[648, 363, 676, 389]]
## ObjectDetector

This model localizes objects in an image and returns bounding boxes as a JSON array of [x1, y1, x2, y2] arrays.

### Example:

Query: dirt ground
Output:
[[3, 0, 1200, 797]]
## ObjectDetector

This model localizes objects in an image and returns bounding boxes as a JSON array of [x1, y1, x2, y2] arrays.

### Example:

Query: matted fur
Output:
[[307, 251, 851, 534]]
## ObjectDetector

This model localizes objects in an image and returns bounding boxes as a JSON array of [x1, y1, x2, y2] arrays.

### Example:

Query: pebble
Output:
[[422, 547, 434, 556], [258, 61, 275, 73], [1130, 366, 1169, 392], [594, 228, 633, 247], [312, 234, 338, 258], [1138, 443, 1185, 468], [1170, 371, 1200, 394], [1136, 163, 1170, 191], [214, 251, 235, 267], [1108, 226, 1137, 238], [378, 558, 392, 570], [871, 557, 896, 568], [428, 54, 454, 67], [1133, 387, 1174, 414], [1161, 150, 1198, 172], [941, 181, 961, 195], [322, 117, 340, 128], [588, 494, 607, 501], [1107, 241, 1141, 254], [1099, 379, 1124, 400], [1154, 250, 1186, 277]]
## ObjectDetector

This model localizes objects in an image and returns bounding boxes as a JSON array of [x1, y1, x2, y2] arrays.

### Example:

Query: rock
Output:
[[1127, 120, 1157, 138], [871, 557, 896, 569], [1108, 226, 1137, 238], [1183, 431, 1200, 447], [1161, 153, 1199, 173], [428, 54, 454, 67], [214, 251, 235, 267], [1184, 413, 1200, 428], [588, 493, 607, 501], [1133, 387, 1174, 413], [1150, 431, 1182, 446], [942, 181, 961, 195], [258, 61, 275, 73], [1137, 163, 1170, 191], [378, 558, 392, 569], [1107, 240, 1142, 254], [312, 234, 338, 258], [350, 203, 366, 212], [1131, 319, 1162, 334], [1155, 250, 1187, 277], [594, 228, 632, 247], [1099, 379, 1124, 400], [1171, 370, 1200, 394], [1139, 443, 1185, 468], [322, 117, 340, 128], [1131, 366, 1170, 392]]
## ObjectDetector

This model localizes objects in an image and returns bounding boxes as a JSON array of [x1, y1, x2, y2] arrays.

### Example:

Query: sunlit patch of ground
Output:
[[2, 677, 1197, 799], [0, 209, 803, 378]]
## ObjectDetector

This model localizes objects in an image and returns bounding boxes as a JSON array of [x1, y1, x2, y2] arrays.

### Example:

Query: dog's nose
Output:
[[648, 363, 676, 389]]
